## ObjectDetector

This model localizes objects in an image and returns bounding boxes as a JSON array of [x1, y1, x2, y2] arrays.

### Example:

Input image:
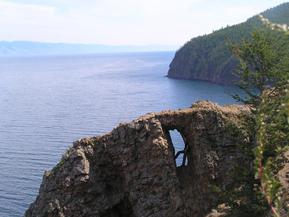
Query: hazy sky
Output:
[[0, 0, 287, 45]]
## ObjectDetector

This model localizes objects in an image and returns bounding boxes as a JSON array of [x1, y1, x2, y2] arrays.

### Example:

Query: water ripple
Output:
[[0, 52, 240, 216]]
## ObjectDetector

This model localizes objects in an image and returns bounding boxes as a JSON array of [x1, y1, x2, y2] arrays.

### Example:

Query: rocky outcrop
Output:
[[25, 101, 253, 217], [277, 150, 289, 217]]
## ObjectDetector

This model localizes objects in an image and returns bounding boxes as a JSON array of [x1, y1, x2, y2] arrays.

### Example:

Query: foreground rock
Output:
[[25, 101, 253, 217]]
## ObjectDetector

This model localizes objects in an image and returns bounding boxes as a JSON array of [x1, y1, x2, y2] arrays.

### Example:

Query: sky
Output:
[[0, 0, 287, 46]]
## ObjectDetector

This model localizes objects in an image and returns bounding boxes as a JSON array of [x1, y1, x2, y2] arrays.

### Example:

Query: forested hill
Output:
[[262, 2, 289, 24], [168, 2, 289, 85]]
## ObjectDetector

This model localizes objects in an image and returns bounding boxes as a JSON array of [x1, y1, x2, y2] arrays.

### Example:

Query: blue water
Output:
[[0, 52, 240, 217]]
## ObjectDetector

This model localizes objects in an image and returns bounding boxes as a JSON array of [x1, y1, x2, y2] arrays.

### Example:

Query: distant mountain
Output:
[[168, 2, 289, 85], [0, 41, 177, 57]]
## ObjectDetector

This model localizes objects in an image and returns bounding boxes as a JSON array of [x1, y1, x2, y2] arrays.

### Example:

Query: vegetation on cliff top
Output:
[[226, 22, 289, 216], [168, 2, 289, 84]]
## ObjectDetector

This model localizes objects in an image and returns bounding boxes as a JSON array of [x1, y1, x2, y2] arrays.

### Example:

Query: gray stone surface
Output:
[[25, 101, 253, 217]]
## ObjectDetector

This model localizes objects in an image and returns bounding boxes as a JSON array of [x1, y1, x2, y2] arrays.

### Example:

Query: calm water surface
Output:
[[0, 52, 240, 217]]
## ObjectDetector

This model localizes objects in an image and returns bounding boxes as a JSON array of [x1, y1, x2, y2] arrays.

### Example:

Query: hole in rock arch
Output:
[[168, 129, 187, 167]]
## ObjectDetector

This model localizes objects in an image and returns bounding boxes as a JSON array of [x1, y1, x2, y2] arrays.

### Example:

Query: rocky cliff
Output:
[[25, 101, 254, 217], [167, 2, 289, 85]]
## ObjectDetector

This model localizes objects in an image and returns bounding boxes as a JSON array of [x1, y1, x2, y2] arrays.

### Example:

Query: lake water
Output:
[[0, 52, 240, 217]]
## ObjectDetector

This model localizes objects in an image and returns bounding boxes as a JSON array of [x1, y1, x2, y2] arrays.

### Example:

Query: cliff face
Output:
[[25, 101, 253, 217], [167, 2, 289, 85], [167, 18, 259, 85]]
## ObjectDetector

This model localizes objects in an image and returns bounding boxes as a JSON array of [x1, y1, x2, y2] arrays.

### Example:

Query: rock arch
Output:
[[25, 101, 252, 217]]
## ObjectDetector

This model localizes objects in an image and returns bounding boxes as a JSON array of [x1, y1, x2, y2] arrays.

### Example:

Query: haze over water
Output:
[[0, 52, 240, 216]]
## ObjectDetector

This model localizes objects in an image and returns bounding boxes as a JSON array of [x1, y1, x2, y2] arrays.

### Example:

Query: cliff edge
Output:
[[25, 101, 253, 217]]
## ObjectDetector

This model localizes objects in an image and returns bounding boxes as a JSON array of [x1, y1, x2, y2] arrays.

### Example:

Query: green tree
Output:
[[232, 29, 289, 217], [232, 31, 280, 106]]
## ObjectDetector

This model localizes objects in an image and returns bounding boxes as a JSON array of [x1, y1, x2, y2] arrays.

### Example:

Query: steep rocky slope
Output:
[[167, 2, 289, 84], [25, 101, 255, 217]]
